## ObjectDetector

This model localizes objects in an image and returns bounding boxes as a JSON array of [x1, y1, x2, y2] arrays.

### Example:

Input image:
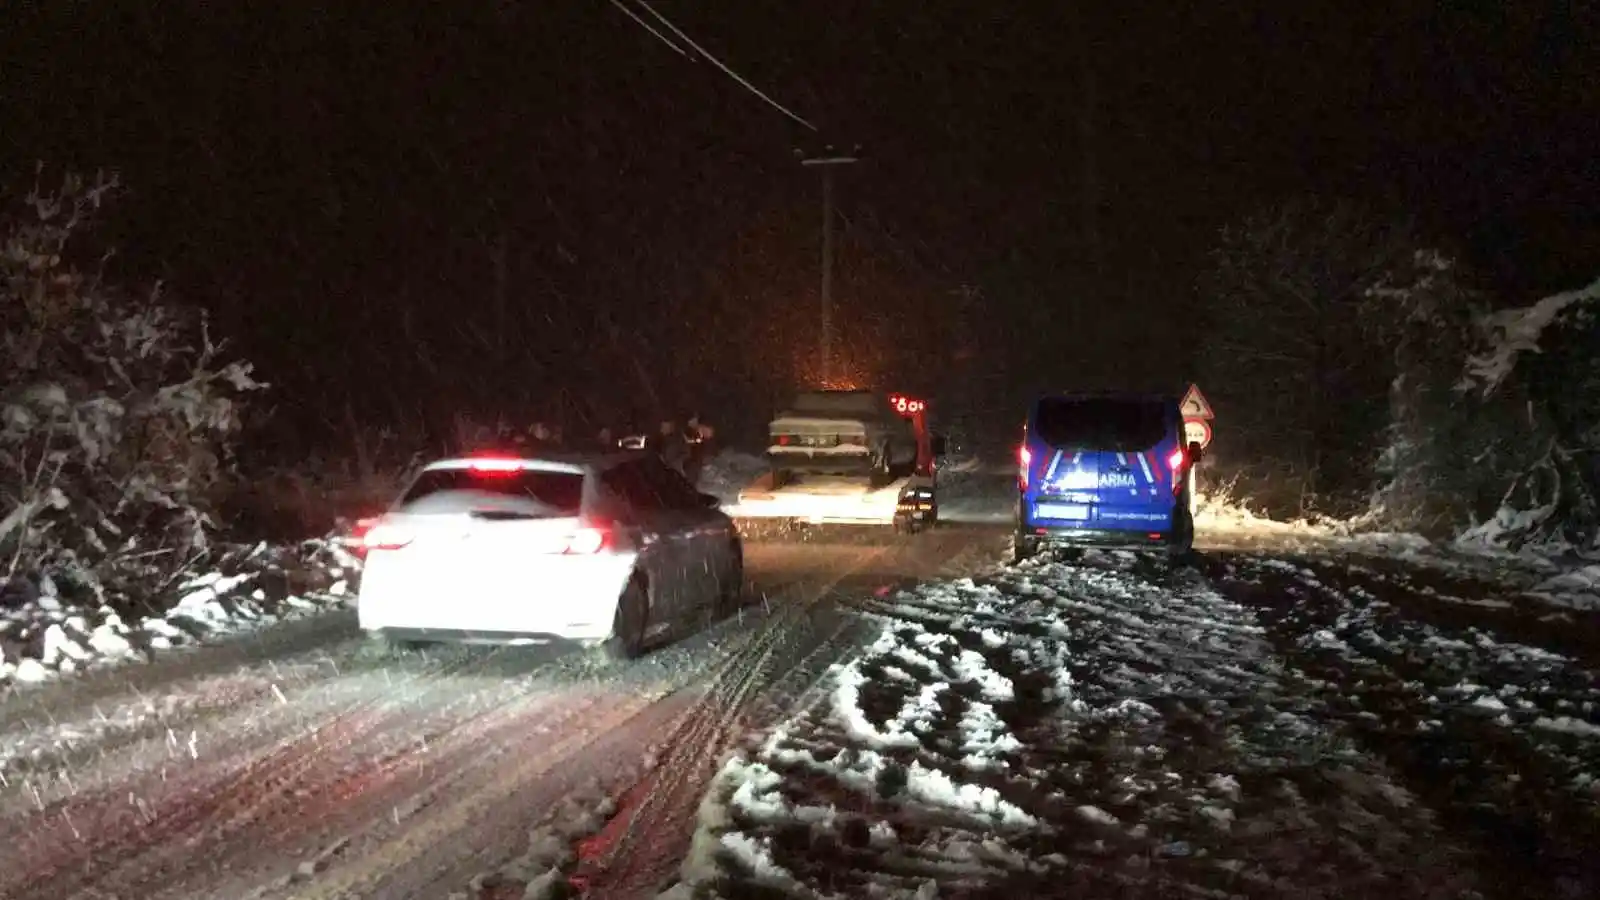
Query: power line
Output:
[[603, 0, 687, 58], [612, 0, 818, 132]]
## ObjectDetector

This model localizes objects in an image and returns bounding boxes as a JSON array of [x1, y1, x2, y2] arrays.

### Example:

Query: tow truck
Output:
[[728, 392, 945, 532]]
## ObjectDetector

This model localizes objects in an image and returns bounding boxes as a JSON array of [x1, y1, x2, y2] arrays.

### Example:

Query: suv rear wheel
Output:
[[601, 575, 650, 661]]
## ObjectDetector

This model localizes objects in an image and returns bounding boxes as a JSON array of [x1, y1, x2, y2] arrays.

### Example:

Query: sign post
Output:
[[1179, 384, 1214, 450]]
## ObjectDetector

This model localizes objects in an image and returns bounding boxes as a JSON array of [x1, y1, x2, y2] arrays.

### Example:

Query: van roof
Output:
[[1033, 390, 1179, 403]]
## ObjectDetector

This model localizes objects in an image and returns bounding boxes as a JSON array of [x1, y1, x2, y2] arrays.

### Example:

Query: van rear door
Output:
[[1032, 396, 1175, 532]]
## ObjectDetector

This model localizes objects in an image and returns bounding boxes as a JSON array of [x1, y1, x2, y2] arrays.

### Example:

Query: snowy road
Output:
[[673, 543, 1600, 900], [0, 526, 1009, 900]]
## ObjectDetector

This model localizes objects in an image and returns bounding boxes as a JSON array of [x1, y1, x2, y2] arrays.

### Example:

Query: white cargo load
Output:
[[729, 472, 911, 524]]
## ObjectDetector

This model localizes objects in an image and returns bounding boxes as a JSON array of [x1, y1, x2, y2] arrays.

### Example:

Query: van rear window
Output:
[[1033, 397, 1169, 451]]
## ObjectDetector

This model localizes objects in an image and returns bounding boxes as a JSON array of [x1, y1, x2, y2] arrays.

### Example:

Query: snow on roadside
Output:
[[664, 549, 1476, 898], [1196, 489, 1600, 614], [1195, 489, 1430, 555], [0, 539, 358, 687]]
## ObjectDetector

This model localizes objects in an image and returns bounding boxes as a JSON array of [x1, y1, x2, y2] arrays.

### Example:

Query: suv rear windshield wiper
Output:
[[466, 508, 550, 521]]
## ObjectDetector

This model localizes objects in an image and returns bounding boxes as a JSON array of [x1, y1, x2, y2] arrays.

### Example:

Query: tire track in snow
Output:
[[604, 528, 1011, 897], [167, 553, 882, 898], [0, 638, 518, 802], [115, 684, 616, 899], [0, 650, 591, 899], [0, 640, 544, 820], [573, 548, 887, 897], [281, 688, 694, 900]]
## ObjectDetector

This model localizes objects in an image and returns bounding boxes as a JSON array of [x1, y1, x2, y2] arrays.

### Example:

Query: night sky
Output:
[[3, 1, 1595, 453]]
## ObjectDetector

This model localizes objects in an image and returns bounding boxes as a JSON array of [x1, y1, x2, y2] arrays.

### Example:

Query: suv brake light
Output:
[[468, 457, 523, 473]]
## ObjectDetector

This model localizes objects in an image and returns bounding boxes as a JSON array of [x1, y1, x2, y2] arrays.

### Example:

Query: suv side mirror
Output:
[[931, 434, 948, 457], [1187, 441, 1204, 464]]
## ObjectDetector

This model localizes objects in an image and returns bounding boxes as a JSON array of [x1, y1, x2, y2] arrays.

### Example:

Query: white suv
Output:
[[356, 452, 743, 658]]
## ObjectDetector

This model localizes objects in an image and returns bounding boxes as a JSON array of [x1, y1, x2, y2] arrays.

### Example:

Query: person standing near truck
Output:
[[684, 413, 714, 486], [647, 419, 690, 475]]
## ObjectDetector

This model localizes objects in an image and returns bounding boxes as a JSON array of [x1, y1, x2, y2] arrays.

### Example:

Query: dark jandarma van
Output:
[[1015, 392, 1200, 561]]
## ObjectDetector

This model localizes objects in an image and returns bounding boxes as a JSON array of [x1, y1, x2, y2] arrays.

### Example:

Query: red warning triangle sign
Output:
[[1179, 384, 1214, 419]]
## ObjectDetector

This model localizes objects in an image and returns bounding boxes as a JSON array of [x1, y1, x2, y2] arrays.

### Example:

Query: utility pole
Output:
[[798, 145, 860, 386]]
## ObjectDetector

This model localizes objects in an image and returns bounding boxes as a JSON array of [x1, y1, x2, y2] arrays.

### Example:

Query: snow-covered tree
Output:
[[1453, 276, 1600, 552], [1362, 249, 1538, 535], [1, 169, 265, 611], [1196, 198, 1420, 517]]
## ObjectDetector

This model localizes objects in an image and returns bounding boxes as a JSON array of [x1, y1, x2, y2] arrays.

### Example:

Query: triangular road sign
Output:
[[1180, 384, 1214, 419]]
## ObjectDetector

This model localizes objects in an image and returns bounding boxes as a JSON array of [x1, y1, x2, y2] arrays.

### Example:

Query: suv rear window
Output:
[[399, 468, 584, 514], [1032, 397, 1169, 451]]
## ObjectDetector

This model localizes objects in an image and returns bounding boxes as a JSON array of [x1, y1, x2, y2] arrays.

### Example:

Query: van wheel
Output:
[[1168, 509, 1196, 562], [1013, 535, 1038, 563], [602, 575, 650, 661]]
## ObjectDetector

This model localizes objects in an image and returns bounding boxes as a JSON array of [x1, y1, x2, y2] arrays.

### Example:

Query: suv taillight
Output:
[[562, 527, 609, 555], [362, 522, 413, 552]]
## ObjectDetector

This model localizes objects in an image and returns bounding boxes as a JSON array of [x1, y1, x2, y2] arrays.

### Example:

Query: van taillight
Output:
[[1166, 448, 1185, 471], [1019, 446, 1032, 488]]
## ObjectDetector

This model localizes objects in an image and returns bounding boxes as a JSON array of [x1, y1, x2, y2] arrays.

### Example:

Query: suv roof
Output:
[[425, 451, 644, 475]]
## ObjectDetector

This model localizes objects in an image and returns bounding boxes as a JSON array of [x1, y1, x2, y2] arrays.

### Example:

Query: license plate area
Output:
[[798, 435, 838, 447], [1036, 502, 1090, 521]]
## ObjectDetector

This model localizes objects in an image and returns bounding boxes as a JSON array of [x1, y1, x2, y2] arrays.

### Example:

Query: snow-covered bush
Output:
[[229, 418, 424, 542], [0, 169, 265, 616]]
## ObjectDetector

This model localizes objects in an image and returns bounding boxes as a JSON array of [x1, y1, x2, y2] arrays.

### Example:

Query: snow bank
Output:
[[1194, 486, 1430, 555], [1194, 487, 1600, 611], [0, 538, 359, 687]]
